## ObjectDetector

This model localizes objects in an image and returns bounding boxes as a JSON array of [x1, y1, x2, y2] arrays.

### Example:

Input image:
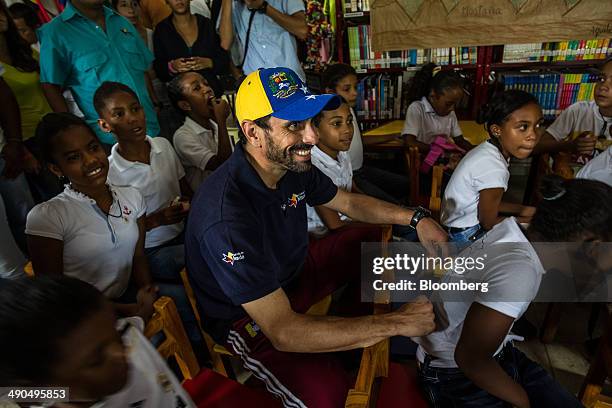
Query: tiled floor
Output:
[[515, 302, 605, 396]]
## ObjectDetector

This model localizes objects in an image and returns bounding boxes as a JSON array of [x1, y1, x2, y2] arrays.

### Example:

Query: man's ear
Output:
[[241, 120, 261, 148], [97, 118, 113, 134], [178, 100, 191, 112]]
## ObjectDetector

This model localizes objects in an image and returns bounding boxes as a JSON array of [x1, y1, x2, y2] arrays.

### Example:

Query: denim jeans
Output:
[[0, 158, 35, 254], [448, 224, 482, 246], [418, 344, 583, 408]]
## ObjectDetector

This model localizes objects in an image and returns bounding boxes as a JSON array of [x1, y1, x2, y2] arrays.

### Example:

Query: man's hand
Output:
[[1, 142, 24, 179], [571, 131, 596, 155], [211, 98, 230, 122], [415, 217, 448, 256], [393, 296, 436, 337]]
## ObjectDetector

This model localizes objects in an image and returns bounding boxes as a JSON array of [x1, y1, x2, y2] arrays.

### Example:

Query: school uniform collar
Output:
[[110, 136, 159, 173], [62, 183, 119, 203], [183, 116, 218, 137], [312, 146, 346, 171], [421, 96, 436, 114], [61, 2, 117, 22]]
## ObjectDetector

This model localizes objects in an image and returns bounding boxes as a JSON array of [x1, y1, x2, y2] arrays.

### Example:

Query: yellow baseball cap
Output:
[[236, 67, 341, 124]]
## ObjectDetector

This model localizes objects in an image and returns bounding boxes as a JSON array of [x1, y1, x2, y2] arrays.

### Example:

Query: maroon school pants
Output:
[[224, 225, 382, 408]]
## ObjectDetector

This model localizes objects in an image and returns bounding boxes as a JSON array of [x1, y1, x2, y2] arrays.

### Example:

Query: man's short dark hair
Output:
[[238, 115, 271, 144], [93, 81, 140, 115]]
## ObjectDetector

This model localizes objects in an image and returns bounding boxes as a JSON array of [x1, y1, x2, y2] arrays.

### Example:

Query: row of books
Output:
[[502, 39, 612, 63], [355, 73, 411, 121], [503, 73, 598, 120], [344, 0, 370, 13], [347, 25, 478, 70]]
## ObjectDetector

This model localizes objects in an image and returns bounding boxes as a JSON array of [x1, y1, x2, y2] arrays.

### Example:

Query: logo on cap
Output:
[[268, 71, 299, 99]]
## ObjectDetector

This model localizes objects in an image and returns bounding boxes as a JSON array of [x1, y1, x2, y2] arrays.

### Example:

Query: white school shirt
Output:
[[174, 117, 232, 192], [347, 107, 364, 171], [547, 100, 612, 141], [108, 137, 185, 248], [307, 147, 352, 231], [441, 141, 510, 228], [576, 145, 612, 186], [25, 185, 146, 298], [413, 218, 544, 368], [401, 97, 463, 145]]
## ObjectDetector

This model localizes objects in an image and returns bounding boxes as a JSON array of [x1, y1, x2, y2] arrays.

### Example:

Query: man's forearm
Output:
[[269, 312, 400, 353], [340, 193, 414, 226], [41, 83, 69, 113], [265, 8, 307, 40], [219, 0, 235, 50]]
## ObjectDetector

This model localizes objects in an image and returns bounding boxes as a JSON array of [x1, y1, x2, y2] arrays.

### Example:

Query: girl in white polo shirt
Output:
[[441, 90, 540, 244], [402, 63, 474, 153], [25, 113, 156, 320], [415, 176, 611, 408]]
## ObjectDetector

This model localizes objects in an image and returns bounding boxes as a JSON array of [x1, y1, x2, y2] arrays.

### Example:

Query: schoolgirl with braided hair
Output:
[[441, 89, 542, 244]]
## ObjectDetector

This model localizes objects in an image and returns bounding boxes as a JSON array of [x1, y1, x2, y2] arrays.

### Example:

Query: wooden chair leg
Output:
[[540, 303, 562, 344]]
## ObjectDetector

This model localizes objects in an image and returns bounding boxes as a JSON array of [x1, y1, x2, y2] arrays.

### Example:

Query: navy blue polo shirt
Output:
[[185, 143, 338, 342]]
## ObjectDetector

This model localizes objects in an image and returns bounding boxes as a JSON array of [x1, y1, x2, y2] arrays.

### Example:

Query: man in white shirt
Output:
[[169, 72, 233, 192], [218, 0, 307, 80]]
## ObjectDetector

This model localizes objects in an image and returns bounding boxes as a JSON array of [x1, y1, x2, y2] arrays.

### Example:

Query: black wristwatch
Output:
[[256, 1, 268, 13], [409, 206, 431, 229]]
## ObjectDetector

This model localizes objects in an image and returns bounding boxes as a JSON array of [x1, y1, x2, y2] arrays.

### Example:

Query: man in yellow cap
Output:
[[185, 67, 447, 406]]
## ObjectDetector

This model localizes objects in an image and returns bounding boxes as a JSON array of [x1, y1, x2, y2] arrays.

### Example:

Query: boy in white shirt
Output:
[[536, 57, 612, 156], [94, 82, 203, 348], [94, 82, 192, 280], [169, 72, 233, 192], [576, 145, 612, 186]]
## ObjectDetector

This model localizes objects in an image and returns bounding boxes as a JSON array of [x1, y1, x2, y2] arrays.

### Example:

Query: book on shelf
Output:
[[503, 73, 598, 120], [344, 0, 369, 13], [502, 39, 612, 63], [347, 25, 478, 70]]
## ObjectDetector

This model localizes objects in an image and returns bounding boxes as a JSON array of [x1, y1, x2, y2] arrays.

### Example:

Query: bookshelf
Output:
[[332, 0, 612, 127]]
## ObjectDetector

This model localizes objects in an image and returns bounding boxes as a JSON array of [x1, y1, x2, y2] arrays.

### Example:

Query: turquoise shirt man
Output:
[[39, 2, 160, 144]]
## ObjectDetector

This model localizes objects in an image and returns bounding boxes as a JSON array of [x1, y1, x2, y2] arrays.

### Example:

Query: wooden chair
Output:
[[144, 296, 201, 380], [405, 146, 445, 214], [179, 267, 335, 378], [579, 306, 612, 407], [345, 225, 398, 408]]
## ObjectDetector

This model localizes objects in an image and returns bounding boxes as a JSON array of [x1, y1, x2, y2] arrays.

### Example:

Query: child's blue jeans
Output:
[[418, 343, 583, 408]]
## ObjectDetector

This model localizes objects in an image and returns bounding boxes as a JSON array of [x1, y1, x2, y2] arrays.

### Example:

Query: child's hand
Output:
[[210, 98, 230, 121], [155, 202, 189, 226], [572, 131, 596, 155], [136, 285, 158, 321]]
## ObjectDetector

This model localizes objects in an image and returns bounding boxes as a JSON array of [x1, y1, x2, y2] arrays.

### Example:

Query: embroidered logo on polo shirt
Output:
[[287, 191, 306, 208], [222, 251, 245, 266]]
